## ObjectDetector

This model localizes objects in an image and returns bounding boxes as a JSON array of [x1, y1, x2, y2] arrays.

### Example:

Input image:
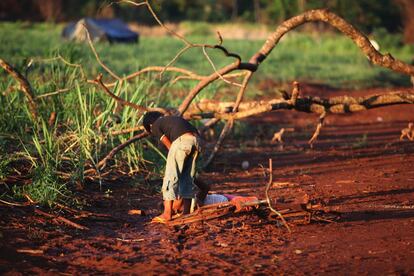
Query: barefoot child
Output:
[[143, 112, 201, 222]]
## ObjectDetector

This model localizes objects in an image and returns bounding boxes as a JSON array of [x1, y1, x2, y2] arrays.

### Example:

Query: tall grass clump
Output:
[[13, 120, 71, 207]]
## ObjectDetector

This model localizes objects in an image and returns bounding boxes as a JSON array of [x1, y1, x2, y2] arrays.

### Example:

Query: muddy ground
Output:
[[1, 86, 414, 275]]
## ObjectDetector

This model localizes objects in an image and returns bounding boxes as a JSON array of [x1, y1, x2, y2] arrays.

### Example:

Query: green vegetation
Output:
[[0, 22, 413, 206]]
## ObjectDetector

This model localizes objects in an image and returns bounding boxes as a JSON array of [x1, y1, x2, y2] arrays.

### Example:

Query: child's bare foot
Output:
[[151, 213, 171, 224], [159, 212, 172, 221]]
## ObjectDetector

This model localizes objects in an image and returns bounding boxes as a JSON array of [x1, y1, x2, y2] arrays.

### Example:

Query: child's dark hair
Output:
[[143, 111, 164, 133]]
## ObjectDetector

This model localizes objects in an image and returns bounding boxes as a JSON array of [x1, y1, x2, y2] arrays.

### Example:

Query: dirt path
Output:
[[1, 87, 414, 274]]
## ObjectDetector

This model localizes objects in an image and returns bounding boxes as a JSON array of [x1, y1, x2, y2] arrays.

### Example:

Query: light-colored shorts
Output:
[[162, 135, 200, 200]]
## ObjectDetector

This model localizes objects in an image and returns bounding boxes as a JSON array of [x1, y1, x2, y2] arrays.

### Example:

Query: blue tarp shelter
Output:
[[62, 18, 139, 43]]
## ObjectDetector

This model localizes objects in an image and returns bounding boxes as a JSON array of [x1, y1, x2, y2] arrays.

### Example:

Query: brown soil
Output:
[[1, 86, 414, 275]]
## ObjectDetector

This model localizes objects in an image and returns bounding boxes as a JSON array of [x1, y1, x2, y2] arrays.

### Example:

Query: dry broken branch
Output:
[[187, 88, 414, 144], [188, 90, 414, 119]]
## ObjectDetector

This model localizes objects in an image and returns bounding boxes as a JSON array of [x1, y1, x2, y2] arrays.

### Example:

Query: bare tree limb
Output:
[[248, 9, 414, 77], [178, 62, 241, 115], [232, 71, 253, 112], [103, 66, 205, 87], [202, 46, 243, 88], [83, 24, 121, 81], [96, 131, 149, 170], [92, 73, 168, 114]]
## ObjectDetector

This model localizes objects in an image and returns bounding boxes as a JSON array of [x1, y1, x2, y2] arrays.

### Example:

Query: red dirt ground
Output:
[[1, 86, 414, 275]]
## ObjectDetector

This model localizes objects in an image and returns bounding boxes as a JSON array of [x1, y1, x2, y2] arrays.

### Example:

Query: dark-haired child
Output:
[[143, 111, 201, 222]]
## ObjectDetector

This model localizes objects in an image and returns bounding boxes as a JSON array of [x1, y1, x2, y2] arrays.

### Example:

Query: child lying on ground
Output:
[[166, 192, 259, 220]]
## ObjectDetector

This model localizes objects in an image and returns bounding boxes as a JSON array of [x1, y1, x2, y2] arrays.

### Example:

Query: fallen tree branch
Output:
[[188, 89, 414, 119]]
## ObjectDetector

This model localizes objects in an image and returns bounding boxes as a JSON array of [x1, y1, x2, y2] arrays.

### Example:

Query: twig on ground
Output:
[[16, 249, 44, 255], [116, 237, 145, 242], [0, 199, 30, 207], [34, 208, 89, 230], [271, 128, 285, 144], [400, 122, 414, 141]]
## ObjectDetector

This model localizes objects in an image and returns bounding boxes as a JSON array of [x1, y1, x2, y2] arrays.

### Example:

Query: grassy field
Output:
[[0, 22, 413, 206], [1, 22, 413, 87]]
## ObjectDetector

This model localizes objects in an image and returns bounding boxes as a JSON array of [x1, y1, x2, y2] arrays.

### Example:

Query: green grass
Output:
[[0, 22, 413, 206], [1, 22, 413, 89]]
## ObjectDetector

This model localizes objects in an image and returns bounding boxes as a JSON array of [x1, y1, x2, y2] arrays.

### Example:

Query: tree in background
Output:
[[395, 0, 414, 43], [35, 0, 63, 22], [0, 0, 410, 43]]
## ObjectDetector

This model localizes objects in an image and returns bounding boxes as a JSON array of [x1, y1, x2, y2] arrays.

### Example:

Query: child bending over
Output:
[[143, 112, 201, 222]]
